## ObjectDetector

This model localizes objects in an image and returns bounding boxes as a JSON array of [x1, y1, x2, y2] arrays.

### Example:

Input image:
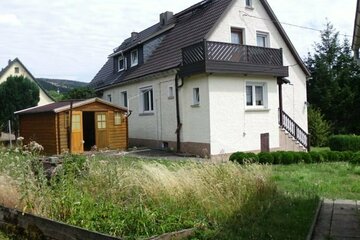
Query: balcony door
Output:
[[231, 28, 244, 45]]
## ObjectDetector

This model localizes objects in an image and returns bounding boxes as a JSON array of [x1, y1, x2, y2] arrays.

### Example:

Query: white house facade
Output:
[[90, 0, 310, 157]]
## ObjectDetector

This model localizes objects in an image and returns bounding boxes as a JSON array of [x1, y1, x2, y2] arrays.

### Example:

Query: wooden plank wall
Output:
[[19, 113, 57, 155], [108, 111, 128, 150], [57, 112, 69, 154]]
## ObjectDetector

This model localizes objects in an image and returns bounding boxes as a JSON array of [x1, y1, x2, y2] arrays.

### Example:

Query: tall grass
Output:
[[0, 149, 317, 239]]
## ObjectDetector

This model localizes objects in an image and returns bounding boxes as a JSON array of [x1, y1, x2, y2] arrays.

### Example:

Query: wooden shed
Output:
[[15, 98, 128, 155]]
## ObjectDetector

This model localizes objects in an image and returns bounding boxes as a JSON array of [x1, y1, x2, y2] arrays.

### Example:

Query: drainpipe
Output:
[[175, 72, 184, 153]]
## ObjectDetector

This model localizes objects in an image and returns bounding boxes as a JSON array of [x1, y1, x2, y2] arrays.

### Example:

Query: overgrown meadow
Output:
[[0, 146, 317, 239]]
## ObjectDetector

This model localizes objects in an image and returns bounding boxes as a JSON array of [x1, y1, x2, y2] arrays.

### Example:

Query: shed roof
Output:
[[15, 98, 128, 115]]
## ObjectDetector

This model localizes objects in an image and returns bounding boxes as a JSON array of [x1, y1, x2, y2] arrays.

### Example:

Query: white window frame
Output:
[[121, 91, 128, 107], [192, 87, 200, 106], [131, 49, 138, 67], [118, 56, 126, 72], [140, 86, 154, 113], [168, 86, 174, 99], [256, 31, 269, 48], [245, 82, 267, 109]]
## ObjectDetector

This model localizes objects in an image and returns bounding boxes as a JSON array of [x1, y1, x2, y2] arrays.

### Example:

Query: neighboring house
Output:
[[0, 58, 54, 106], [15, 98, 128, 155], [89, 0, 310, 157], [352, 0, 360, 63]]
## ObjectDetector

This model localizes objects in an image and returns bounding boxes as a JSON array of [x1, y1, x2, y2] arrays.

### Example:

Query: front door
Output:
[[71, 111, 84, 153], [95, 112, 108, 149]]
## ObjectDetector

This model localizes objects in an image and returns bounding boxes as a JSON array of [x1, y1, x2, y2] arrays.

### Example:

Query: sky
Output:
[[0, 0, 356, 82]]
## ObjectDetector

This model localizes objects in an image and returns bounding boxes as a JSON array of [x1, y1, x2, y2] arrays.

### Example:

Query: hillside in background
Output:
[[36, 78, 88, 93]]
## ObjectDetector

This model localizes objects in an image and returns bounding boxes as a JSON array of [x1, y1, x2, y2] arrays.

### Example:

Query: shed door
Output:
[[71, 111, 84, 153], [95, 112, 108, 149]]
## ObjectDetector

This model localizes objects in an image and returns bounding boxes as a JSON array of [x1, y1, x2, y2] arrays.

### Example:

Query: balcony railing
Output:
[[180, 40, 288, 77]]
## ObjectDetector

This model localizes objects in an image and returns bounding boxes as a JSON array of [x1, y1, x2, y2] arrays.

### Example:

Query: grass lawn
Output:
[[272, 162, 360, 199]]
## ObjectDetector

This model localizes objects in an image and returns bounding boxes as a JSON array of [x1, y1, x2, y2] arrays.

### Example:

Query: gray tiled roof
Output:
[[90, 0, 233, 90], [90, 0, 309, 90]]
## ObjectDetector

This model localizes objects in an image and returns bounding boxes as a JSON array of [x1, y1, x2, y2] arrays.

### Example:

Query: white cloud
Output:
[[0, 14, 22, 26]]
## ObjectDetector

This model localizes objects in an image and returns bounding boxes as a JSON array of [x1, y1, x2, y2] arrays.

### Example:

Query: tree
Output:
[[62, 87, 96, 100], [0, 76, 40, 131], [308, 106, 332, 147], [306, 22, 360, 134]]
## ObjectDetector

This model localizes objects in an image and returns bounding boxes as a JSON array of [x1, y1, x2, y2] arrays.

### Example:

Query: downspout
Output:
[[68, 101, 73, 154], [277, 77, 283, 126], [175, 72, 184, 153]]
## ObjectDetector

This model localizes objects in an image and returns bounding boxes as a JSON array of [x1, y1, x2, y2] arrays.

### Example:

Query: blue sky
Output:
[[0, 0, 356, 82]]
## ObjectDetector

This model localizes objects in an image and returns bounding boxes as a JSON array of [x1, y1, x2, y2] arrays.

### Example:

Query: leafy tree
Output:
[[308, 106, 332, 147], [306, 22, 360, 134], [0, 76, 40, 131], [62, 87, 96, 100]]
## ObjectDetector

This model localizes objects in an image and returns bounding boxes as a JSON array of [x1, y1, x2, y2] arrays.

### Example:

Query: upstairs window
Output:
[[168, 86, 174, 99], [245, 0, 253, 8], [121, 91, 128, 107], [231, 28, 244, 44], [256, 32, 269, 48], [14, 67, 19, 74], [131, 49, 138, 67], [246, 83, 266, 107], [118, 56, 125, 71], [140, 87, 154, 113], [107, 94, 112, 102]]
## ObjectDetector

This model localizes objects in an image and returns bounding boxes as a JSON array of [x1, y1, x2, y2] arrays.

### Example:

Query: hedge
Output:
[[229, 150, 359, 165], [329, 135, 360, 152]]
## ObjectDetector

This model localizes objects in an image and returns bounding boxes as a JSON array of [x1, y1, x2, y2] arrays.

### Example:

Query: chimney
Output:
[[8, 59, 11, 65], [131, 32, 138, 40], [159, 11, 173, 26]]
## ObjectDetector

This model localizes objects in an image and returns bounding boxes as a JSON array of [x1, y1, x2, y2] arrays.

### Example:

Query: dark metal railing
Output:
[[182, 41, 283, 66], [279, 109, 310, 151]]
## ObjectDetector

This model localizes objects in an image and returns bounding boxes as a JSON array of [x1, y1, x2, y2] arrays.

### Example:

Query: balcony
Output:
[[179, 41, 289, 78]]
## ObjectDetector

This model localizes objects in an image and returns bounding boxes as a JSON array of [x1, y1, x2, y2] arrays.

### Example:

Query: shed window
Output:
[[72, 115, 81, 130], [114, 112, 122, 125], [97, 114, 106, 129]]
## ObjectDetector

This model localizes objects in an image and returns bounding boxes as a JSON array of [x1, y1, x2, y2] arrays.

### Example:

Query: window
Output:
[[114, 112, 122, 125], [72, 114, 81, 130], [140, 87, 154, 112], [168, 86, 174, 99], [256, 32, 269, 47], [121, 91, 128, 107], [245, 0, 252, 7], [14, 67, 19, 74], [131, 49, 138, 67], [107, 94, 112, 102], [118, 56, 126, 71], [97, 114, 106, 129], [193, 88, 200, 105], [231, 28, 243, 44], [246, 83, 266, 107]]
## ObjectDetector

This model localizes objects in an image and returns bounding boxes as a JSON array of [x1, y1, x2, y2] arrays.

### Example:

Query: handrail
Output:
[[279, 109, 310, 151]]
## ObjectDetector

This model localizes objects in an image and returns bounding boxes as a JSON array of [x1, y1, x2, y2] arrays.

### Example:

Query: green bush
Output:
[[229, 152, 258, 164], [350, 152, 360, 165], [309, 152, 324, 163], [258, 152, 274, 164], [281, 152, 295, 165], [308, 107, 332, 147], [300, 152, 312, 163], [329, 135, 360, 152]]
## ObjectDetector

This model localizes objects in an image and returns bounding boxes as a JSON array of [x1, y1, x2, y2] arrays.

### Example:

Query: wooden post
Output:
[[277, 77, 283, 126], [69, 101, 73, 154]]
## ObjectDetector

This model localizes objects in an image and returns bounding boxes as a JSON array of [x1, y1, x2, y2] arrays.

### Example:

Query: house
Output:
[[352, 0, 360, 63], [0, 58, 54, 106], [89, 0, 310, 157], [15, 98, 128, 155]]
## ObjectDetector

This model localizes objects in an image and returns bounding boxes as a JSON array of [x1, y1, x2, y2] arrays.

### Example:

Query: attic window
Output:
[[118, 56, 125, 71], [131, 49, 138, 67], [14, 67, 19, 74], [245, 0, 253, 8]]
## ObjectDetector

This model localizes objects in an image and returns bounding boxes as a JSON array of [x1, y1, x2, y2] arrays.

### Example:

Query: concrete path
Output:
[[312, 199, 360, 240]]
